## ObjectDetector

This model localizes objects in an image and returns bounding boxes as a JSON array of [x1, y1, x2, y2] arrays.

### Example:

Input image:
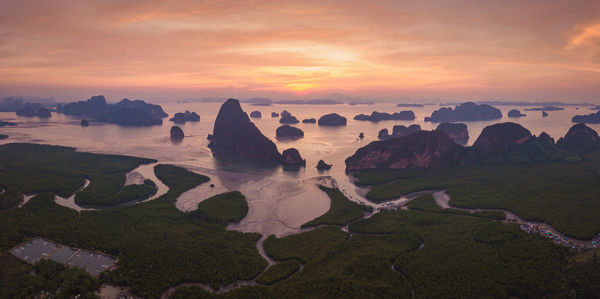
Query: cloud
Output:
[[0, 0, 600, 101]]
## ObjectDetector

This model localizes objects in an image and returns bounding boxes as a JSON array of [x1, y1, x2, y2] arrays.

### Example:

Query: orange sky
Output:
[[1, 0, 600, 102]]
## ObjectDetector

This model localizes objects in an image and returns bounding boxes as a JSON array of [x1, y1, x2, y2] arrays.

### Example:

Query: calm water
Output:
[[1, 102, 597, 236]]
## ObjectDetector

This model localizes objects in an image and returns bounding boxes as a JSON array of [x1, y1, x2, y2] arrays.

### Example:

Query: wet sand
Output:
[[54, 179, 94, 212]]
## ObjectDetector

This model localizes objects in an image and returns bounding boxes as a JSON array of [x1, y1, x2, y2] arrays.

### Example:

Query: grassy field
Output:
[[362, 151, 600, 239], [301, 186, 372, 228]]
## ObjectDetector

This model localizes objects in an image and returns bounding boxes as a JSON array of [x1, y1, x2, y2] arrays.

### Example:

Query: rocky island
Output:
[[209, 98, 281, 162], [316, 159, 332, 170], [525, 106, 564, 111], [250, 111, 262, 118], [170, 111, 200, 124], [60, 96, 167, 126], [507, 109, 526, 117], [279, 111, 299, 124], [353, 111, 415, 122], [572, 111, 600, 124], [281, 148, 306, 167], [276, 125, 304, 139], [424, 102, 502, 122], [302, 118, 316, 123], [170, 126, 184, 140], [318, 113, 347, 126]]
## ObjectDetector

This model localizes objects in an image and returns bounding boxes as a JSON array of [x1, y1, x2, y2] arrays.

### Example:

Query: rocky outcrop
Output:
[[280, 113, 299, 124], [62, 95, 109, 118], [276, 125, 304, 139], [318, 113, 347, 126], [281, 148, 306, 167], [537, 132, 555, 144], [393, 125, 421, 137], [507, 109, 526, 118], [316, 160, 332, 170], [378, 129, 390, 140], [250, 111, 262, 118], [36, 108, 51, 118], [0, 135, 7, 140], [425, 102, 502, 122], [80, 119, 89, 127], [271, 112, 279, 117], [525, 106, 564, 111], [302, 118, 316, 124], [473, 122, 532, 155], [542, 111, 548, 117], [170, 111, 200, 124], [170, 126, 184, 140], [436, 123, 469, 144], [16, 107, 36, 117], [97, 108, 162, 126], [345, 130, 465, 172], [359, 132, 364, 139], [114, 98, 168, 119], [62, 95, 166, 126], [209, 98, 281, 162], [353, 111, 415, 122], [378, 125, 421, 140], [572, 111, 600, 124], [557, 123, 600, 152]]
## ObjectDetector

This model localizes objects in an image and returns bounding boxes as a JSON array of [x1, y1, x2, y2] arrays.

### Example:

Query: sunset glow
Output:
[[1, 0, 600, 101]]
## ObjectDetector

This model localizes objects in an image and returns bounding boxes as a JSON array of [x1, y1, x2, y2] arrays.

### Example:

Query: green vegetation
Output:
[[0, 145, 266, 298], [154, 164, 210, 192], [349, 210, 569, 298], [191, 191, 248, 225], [261, 226, 417, 297], [406, 194, 442, 212], [0, 257, 98, 298], [363, 151, 600, 239], [406, 194, 505, 220], [0, 135, 7, 140], [352, 168, 430, 185], [0, 121, 16, 127], [301, 186, 372, 228], [0, 143, 155, 208], [3, 143, 600, 298], [256, 260, 301, 285]]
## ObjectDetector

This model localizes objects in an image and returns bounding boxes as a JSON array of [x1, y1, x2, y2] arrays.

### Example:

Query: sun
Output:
[[286, 83, 318, 91]]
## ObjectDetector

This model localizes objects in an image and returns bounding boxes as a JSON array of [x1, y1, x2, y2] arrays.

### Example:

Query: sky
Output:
[[1, 0, 600, 103]]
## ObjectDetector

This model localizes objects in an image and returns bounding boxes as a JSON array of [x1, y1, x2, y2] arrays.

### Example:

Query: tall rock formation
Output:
[[209, 99, 281, 162]]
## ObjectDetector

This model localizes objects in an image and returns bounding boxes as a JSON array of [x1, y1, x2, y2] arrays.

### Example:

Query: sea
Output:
[[1, 102, 597, 236]]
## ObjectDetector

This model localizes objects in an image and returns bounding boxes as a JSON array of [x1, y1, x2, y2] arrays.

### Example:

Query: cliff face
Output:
[[473, 122, 532, 155], [425, 102, 502, 122], [281, 148, 306, 166], [436, 123, 468, 144], [345, 130, 465, 172], [209, 99, 281, 162], [557, 123, 600, 152]]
